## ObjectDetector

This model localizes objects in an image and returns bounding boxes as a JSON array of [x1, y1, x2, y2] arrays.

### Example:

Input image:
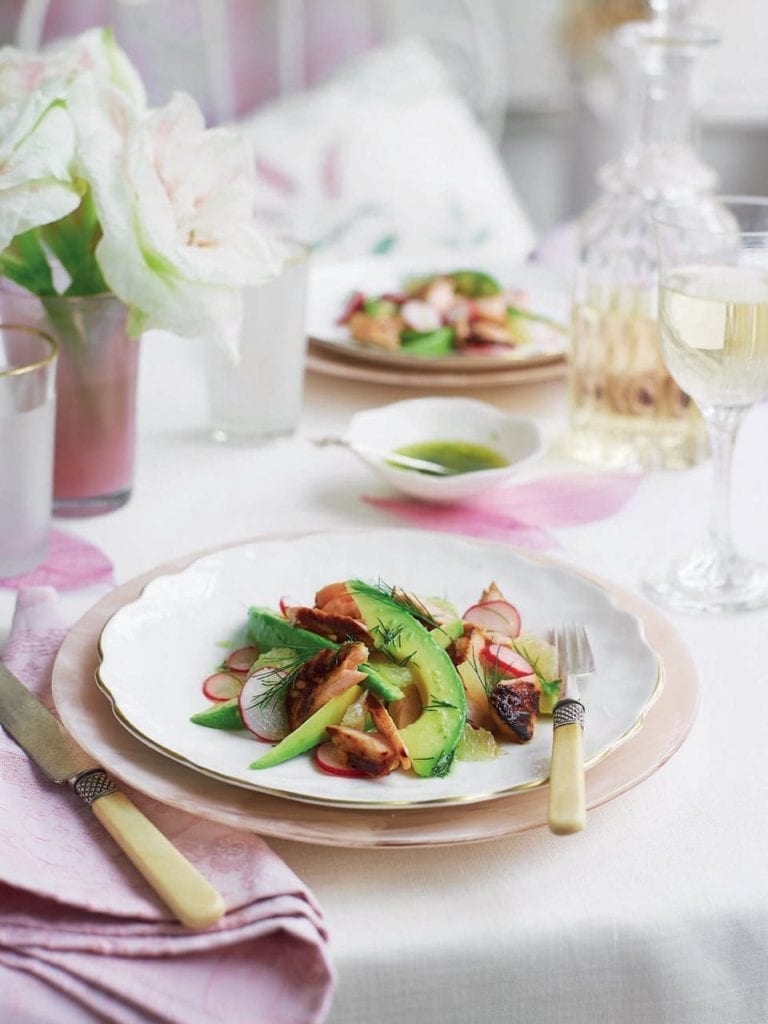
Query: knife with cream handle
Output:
[[547, 623, 594, 835], [0, 662, 225, 929]]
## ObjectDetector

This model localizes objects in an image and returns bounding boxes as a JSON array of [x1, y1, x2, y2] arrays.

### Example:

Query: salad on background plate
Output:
[[306, 258, 569, 371]]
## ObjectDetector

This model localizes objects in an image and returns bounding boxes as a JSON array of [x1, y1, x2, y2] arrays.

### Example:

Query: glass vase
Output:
[[0, 287, 141, 517]]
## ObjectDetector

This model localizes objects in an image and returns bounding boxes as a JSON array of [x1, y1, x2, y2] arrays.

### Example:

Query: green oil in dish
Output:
[[390, 440, 509, 476]]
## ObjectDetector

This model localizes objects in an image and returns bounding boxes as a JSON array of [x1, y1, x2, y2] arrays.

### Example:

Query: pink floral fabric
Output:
[[0, 530, 115, 591], [363, 472, 643, 548], [0, 587, 335, 1024]]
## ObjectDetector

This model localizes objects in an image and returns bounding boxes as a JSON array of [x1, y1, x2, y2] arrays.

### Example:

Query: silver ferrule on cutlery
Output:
[[0, 662, 225, 929], [547, 623, 594, 835]]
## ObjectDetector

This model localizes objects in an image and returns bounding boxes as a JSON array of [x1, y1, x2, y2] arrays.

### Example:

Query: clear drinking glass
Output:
[[0, 325, 58, 576], [644, 196, 768, 613], [205, 241, 310, 443]]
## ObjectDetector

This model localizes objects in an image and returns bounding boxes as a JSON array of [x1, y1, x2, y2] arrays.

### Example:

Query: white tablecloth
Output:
[[4, 332, 768, 1024]]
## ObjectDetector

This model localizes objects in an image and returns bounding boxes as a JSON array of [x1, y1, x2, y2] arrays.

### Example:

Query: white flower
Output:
[[0, 86, 81, 251], [72, 85, 285, 354], [0, 27, 145, 109], [0, 28, 145, 253]]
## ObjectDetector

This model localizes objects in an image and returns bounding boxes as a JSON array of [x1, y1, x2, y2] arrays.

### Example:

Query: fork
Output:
[[547, 622, 595, 835]]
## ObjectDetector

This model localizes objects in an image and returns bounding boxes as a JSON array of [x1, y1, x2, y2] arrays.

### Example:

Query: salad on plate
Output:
[[191, 577, 560, 781], [337, 268, 566, 358]]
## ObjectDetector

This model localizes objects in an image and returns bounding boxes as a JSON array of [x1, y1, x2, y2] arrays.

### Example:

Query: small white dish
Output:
[[346, 397, 543, 503]]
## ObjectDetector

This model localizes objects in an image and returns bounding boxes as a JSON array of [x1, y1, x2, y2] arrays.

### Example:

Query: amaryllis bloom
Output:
[[0, 28, 146, 267], [0, 86, 81, 252], [0, 27, 145, 109], [72, 84, 285, 354], [0, 27, 284, 353]]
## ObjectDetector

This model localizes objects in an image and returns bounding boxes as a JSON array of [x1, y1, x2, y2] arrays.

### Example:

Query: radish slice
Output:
[[400, 299, 442, 333], [480, 641, 533, 678], [315, 742, 367, 778], [225, 646, 259, 674], [238, 666, 290, 742], [278, 596, 291, 616], [336, 290, 365, 325], [462, 600, 521, 637], [202, 672, 243, 702]]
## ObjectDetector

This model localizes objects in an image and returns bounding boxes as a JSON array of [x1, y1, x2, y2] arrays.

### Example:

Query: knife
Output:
[[0, 662, 225, 929]]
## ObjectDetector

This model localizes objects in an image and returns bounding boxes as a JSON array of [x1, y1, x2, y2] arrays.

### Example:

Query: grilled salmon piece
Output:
[[287, 643, 368, 730], [285, 604, 372, 645], [478, 580, 506, 604], [325, 726, 401, 777], [347, 311, 403, 351], [365, 694, 411, 770], [488, 675, 540, 743], [314, 582, 363, 619]]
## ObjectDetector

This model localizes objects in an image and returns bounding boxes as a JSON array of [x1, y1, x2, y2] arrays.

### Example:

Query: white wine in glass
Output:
[[646, 197, 768, 613]]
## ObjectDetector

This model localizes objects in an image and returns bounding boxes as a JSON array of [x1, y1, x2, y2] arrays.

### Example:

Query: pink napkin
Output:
[[363, 472, 643, 549], [0, 587, 335, 1024], [0, 530, 115, 591]]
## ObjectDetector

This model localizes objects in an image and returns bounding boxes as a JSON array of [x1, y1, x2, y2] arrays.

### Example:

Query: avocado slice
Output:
[[190, 697, 243, 730], [399, 326, 454, 356], [349, 582, 467, 778], [449, 269, 501, 298], [431, 618, 464, 649], [249, 684, 363, 769], [248, 608, 331, 658]]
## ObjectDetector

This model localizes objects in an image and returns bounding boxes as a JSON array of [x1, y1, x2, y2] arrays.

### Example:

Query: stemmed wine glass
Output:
[[645, 196, 768, 613]]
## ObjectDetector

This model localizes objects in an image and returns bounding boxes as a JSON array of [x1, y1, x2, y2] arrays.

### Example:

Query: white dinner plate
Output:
[[97, 531, 661, 810], [306, 256, 569, 371]]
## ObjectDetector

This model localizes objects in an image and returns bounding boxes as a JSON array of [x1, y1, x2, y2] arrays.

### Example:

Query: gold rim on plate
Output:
[[51, 534, 697, 847], [91, 532, 663, 811]]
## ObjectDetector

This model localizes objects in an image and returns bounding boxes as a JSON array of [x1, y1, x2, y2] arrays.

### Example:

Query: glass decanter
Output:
[[567, 7, 721, 470]]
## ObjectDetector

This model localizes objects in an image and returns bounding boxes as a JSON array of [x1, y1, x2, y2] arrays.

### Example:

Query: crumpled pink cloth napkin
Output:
[[363, 472, 643, 549], [0, 587, 335, 1024]]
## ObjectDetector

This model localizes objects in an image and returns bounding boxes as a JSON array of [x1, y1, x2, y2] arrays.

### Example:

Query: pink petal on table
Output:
[[0, 530, 114, 591], [478, 473, 644, 527], [361, 496, 559, 549]]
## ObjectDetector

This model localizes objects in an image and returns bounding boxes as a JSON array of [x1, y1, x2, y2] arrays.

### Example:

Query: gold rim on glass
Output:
[[0, 323, 58, 377]]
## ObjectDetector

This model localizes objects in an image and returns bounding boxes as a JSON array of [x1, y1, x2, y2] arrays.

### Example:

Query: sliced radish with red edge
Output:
[[315, 742, 367, 778], [238, 666, 290, 742], [400, 299, 442, 333], [480, 641, 533, 678], [462, 600, 521, 637], [336, 290, 365, 325], [225, 646, 259, 674], [202, 672, 243, 702]]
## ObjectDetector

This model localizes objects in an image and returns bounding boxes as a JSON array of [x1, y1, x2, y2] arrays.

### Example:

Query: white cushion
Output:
[[242, 38, 535, 262]]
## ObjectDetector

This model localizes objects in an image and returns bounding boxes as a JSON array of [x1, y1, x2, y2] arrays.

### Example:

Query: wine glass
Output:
[[644, 196, 768, 613]]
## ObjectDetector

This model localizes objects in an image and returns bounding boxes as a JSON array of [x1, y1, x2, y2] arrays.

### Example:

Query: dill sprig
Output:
[[467, 648, 504, 696], [348, 579, 439, 629], [370, 618, 417, 667], [431, 750, 455, 778], [249, 649, 309, 709], [422, 698, 457, 712]]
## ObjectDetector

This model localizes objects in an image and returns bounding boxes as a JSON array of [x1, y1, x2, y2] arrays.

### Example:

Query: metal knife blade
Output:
[[0, 662, 95, 782], [0, 661, 225, 929]]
